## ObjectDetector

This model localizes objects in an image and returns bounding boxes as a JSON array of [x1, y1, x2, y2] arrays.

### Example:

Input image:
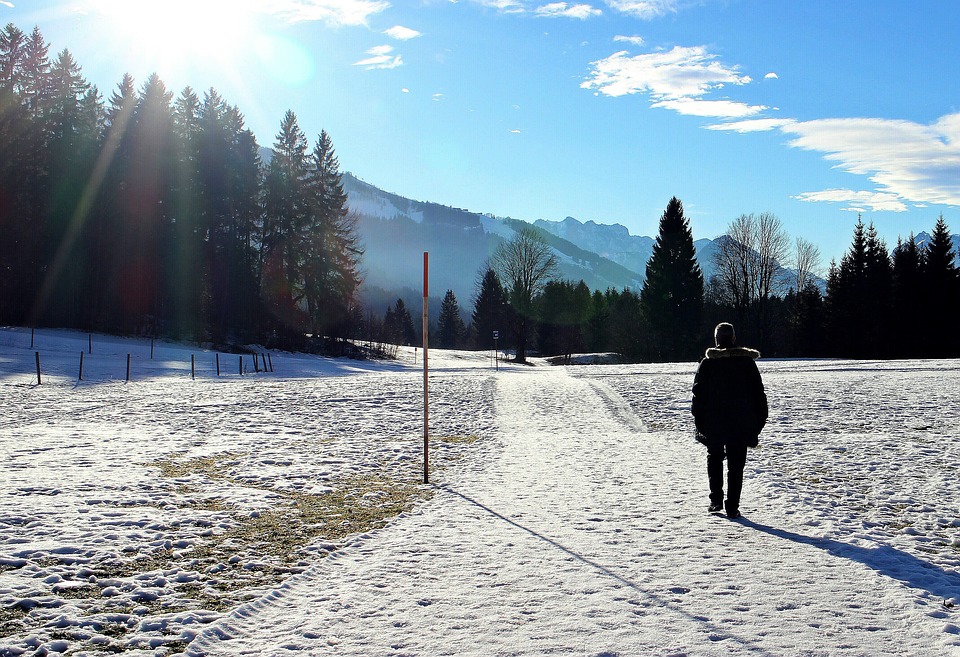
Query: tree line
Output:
[[1, 24, 361, 349], [450, 199, 958, 363]]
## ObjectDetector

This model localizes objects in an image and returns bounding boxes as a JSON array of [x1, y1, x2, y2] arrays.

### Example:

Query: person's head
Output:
[[714, 322, 736, 348]]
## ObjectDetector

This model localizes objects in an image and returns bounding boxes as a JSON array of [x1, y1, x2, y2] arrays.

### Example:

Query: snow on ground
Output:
[[2, 327, 960, 656]]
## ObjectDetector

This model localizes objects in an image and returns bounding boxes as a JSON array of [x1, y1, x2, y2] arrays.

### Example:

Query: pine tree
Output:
[[585, 289, 610, 353], [863, 222, 892, 356], [0, 24, 31, 323], [826, 218, 892, 358], [472, 265, 509, 350], [640, 197, 704, 361], [438, 289, 466, 349], [891, 235, 923, 357], [385, 298, 417, 346], [261, 110, 310, 335], [921, 215, 959, 356], [303, 129, 362, 338], [34, 49, 98, 327]]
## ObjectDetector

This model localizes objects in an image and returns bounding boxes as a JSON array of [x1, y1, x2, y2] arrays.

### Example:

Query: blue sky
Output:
[[6, 0, 960, 267]]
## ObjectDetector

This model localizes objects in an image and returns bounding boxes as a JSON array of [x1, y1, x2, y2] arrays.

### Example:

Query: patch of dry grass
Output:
[[142, 452, 434, 609], [435, 435, 480, 445]]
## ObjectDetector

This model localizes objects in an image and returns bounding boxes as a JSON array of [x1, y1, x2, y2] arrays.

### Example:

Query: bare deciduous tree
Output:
[[793, 236, 822, 293], [493, 227, 558, 362], [712, 212, 790, 346]]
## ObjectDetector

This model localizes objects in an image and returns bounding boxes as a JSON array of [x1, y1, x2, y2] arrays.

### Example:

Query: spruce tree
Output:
[[826, 218, 892, 358], [303, 129, 362, 338], [921, 215, 959, 356], [891, 235, 923, 357], [640, 197, 704, 361], [386, 298, 417, 346], [261, 110, 310, 335], [472, 266, 509, 350], [438, 289, 466, 349]]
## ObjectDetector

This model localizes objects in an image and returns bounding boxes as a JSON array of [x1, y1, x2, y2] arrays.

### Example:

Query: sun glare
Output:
[[92, 0, 256, 76]]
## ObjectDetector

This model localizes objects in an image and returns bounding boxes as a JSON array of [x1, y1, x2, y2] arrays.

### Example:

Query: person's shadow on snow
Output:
[[741, 519, 960, 604]]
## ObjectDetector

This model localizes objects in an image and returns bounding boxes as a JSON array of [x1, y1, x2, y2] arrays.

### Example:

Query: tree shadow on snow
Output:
[[741, 519, 960, 603]]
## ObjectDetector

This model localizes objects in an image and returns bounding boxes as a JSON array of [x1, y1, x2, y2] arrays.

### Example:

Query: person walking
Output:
[[691, 322, 768, 519]]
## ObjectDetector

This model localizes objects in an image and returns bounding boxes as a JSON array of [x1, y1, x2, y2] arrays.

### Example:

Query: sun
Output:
[[90, 0, 257, 78]]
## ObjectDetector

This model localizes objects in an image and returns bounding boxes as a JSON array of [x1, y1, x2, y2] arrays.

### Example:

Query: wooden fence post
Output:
[[239, 356, 243, 376], [191, 354, 195, 380], [126, 354, 131, 382], [79, 352, 84, 381], [254, 353, 260, 373], [35, 351, 41, 385], [267, 353, 273, 372], [216, 353, 221, 376], [88, 333, 92, 354]]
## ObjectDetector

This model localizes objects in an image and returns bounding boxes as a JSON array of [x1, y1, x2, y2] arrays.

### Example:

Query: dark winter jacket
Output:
[[691, 346, 768, 448]]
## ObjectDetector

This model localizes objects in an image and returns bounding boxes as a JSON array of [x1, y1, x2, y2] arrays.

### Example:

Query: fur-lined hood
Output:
[[704, 346, 761, 360]]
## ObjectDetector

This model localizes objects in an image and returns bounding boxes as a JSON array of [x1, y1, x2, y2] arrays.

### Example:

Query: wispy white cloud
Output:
[[764, 72, 778, 79], [385, 25, 421, 40], [581, 45, 761, 118], [654, 98, 766, 118], [0, 1, 14, 8], [709, 113, 960, 211], [792, 189, 909, 213], [705, 118, 796, 133], [260, 0, 389, 26], [474, 0, 526, 13], [604, 0, 678, 19], [354, 44, 403, 69], [613, 35, 645, 46], [782, 115, 960, 209], [433, 93, 444, 101], [535, 2, 601, 18]]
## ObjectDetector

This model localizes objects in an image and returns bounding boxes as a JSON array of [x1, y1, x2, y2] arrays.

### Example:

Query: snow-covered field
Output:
[[2, 327, 959, 656]]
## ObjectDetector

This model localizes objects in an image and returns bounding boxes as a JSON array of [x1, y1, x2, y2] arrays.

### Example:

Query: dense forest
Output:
[[1, 24, 361, 350], [3, 23, 958, 362]]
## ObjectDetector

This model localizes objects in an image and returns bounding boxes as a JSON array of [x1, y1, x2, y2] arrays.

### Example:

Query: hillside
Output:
[[344, 174, 647, 306]]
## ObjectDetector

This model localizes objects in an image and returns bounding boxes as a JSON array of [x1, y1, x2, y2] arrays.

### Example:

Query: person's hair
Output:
[[714, 322, 736, 348]]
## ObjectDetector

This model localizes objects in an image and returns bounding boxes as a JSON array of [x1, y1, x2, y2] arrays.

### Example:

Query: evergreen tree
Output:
[[472, 266, 509, 350], [788, 283, 826, 357], [193, 90, 262, 342], [261, 109, 310, 335], [91, 72, 138, 331], [921, 215, 959, 356], [537, 280, 589, 358], [891, 235, 923, 357], [863, 222, 892, 356], [385, 298, 417, 346], [606, 287, 644, 361], [585, 289, 610, 353], [826, 218, 892, 358], [640, 197, 704, 361], [0, 24, 32, 323], [34, 49, 98, 327], [303, 129, 362, 338], [437, 289, 466, 349]]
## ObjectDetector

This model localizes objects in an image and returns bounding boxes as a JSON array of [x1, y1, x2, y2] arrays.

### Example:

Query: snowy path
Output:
[[188, 367, 959, 656]]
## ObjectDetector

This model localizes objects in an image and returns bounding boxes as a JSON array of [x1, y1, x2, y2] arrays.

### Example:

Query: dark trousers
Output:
[[707, 443, 748, 511]]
